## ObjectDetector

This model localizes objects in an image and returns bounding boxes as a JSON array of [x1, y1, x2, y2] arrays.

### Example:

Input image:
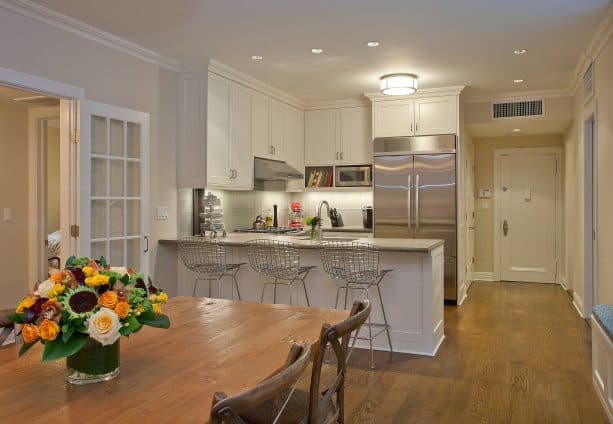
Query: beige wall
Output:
[[0, 102, 29, 308], [473, 134, 564, 274], [0, 7, 179, 279], [565, 31, 613, 311], [47, 124, 60, 232]]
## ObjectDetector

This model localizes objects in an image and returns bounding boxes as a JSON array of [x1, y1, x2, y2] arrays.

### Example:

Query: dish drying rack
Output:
[[199, 192, 226, 238]]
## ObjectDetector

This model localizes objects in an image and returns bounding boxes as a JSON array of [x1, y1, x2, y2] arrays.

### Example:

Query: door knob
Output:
[[503, 220, 509, 236]]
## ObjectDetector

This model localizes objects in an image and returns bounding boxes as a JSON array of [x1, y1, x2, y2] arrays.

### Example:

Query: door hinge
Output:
[[70, 225, 80, 237], [71, 130, 80, 144]]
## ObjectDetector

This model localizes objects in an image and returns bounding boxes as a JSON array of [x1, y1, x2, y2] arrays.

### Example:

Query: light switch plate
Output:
[[3, 208, 12, 222], [478, 188, 492, 198], [155, 207, 169, 220]]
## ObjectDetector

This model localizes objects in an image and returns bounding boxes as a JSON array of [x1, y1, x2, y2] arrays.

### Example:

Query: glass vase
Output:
[[66, 339, 120, 385], [310, 227, 320, 241]]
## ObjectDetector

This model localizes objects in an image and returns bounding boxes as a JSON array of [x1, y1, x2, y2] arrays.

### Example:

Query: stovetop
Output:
[[234, 227, 302, 235]]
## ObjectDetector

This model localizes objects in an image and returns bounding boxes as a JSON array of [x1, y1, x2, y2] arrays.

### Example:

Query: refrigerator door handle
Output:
[[407, 175, 412, 235], [415, 174, 420, 233]]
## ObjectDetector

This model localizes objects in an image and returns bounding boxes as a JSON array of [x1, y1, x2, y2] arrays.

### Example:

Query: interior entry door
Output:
[[79, 100, 150, 271], [499, 153, 557, 283]]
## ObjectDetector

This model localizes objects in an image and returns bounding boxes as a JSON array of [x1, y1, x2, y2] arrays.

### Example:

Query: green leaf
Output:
[[119, 315, 142, 336], [120, 274, 130, 284], [42, 334, 88, 363], [138, 314, 170, 329], [19, 342, 36, 357], [62, 325, 75, 343], [99, 256, 107, 268], [8, 312, 24, 324], [65, 255, 76, 267]]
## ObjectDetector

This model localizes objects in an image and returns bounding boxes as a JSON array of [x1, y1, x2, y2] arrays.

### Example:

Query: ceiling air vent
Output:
[[491, 99, 543, 119]]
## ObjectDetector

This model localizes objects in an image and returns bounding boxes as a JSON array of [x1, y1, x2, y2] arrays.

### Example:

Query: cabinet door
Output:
[[270, 99, 285, 161], [284, 105, 305, 192], [252, 91, 272, 159], [414, 96, 458, 135], [206, 73, 232, 187], [232, 84, 253, 189], [340, 106, 372, 164], [305, 109, 338, 165], [374, 100, 414, 138]]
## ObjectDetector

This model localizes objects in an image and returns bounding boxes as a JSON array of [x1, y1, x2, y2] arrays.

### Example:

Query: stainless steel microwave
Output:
[[335, 165, 372, 187]]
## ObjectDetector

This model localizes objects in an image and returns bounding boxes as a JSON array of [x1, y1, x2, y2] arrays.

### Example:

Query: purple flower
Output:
[[23, 297, 48, 323]]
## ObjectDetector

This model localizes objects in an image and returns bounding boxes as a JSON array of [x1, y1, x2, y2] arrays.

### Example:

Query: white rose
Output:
[[34, 279, 55, 298], [109, 266, 128, 275], [86, 308, 121, 346]]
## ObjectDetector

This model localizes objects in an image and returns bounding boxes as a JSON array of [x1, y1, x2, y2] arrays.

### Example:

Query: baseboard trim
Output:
[[559, 279, 569, 292], [473, 272, 495, 282], [572, 292, 585, 319]]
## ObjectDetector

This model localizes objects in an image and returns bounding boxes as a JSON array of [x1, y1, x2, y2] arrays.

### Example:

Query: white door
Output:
[[498, 151, 558, 283], [340, 106, 371, 164], [373, 100, 414, 138], [414, 96, 457, 135], [305, 109, 338, 165], [231, 83, 253, 189], [252, 91, 272, 159], [207, 73, 232, 187], [79, 100, 149, 272]]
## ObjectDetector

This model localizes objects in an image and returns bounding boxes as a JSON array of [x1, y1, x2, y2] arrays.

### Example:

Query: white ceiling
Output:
[[32, 0, 610, 102]]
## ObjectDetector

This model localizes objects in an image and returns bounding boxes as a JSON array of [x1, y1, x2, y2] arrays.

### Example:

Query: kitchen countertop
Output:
[[321, 226, 372, 234], [159, 233, 443, 253]]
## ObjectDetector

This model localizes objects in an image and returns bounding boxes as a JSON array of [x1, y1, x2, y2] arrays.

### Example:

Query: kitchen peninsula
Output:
[[156, 234, 445, 356]]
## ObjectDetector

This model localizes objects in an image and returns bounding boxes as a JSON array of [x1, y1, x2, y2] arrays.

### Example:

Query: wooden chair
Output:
[[210, 342, 312, 424], [0, 309, 14, 347]]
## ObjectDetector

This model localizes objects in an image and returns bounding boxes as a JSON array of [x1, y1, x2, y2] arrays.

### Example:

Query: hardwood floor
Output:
[[337, 282, 607, 423]]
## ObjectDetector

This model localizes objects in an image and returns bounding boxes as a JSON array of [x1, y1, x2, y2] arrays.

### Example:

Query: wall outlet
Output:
[[155, 207, 169, 220], [3, 208, 12, 222]]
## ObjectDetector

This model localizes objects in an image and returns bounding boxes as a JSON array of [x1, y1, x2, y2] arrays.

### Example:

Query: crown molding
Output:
[[364, 85, 465, 101], [569, 1, 613, 95], [0, 0, 181, 72], [208, 59, 305, 109], [304, 98, 370, 110], [462, 88, 572, 104]]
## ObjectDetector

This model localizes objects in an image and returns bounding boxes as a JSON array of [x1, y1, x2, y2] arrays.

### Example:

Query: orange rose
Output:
[[21, 324, 40, 344], [50, 272, 64, 284], [114, 301, 131, 319], [38, 320, 60, 341], [16, 296, 36, 314], [98, 290, 118, 309]]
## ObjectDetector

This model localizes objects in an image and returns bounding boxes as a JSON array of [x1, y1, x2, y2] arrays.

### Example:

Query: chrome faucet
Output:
[[316, 200, 330, 241]]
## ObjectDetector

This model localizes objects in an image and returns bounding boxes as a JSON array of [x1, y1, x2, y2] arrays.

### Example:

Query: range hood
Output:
[[254, 157, 304, 181]]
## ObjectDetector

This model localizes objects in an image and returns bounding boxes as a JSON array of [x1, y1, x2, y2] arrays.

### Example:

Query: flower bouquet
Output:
[[305, 216, 321, 241], [10, 256, 170, 385]]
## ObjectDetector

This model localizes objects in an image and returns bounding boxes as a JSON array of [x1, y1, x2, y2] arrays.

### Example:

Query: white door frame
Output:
[[493, 147, 564, 283], [583, 106, 598, 316]]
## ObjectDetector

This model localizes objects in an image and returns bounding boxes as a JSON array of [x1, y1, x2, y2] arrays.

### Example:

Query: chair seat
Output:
[[192, 263, 243, 275], [255, 265, 313, 280], [240, 388, 336, 424], [593, 305, 613, 341]]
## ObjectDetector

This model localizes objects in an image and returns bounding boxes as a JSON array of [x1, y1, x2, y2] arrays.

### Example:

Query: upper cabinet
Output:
[[284, 105, 305, 192], [372, 95, 458, 138], [252, 93, 286, 161], [305, 106, 371, 166]]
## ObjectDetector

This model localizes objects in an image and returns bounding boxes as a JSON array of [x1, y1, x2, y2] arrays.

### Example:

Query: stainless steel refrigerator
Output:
[[373, 135, 457, 303]]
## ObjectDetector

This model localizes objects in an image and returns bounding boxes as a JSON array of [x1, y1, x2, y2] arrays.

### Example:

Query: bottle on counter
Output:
[[264, 208, 273, 228]]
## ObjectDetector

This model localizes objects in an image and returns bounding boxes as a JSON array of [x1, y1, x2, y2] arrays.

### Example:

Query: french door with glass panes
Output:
[[79, 101, 149, 272]]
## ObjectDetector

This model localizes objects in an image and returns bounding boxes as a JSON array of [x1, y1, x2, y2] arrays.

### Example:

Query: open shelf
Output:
[[305, 165, 334, 189]]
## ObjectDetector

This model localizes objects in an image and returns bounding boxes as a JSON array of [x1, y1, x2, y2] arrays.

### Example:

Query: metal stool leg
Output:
[[376, 283, 393, 353], [288, 281, 294, 305], [192, 277, 198, 297], [365, 287, 375, 370], [273, 280, 278, 304], [233, 274, 242, 301], [301, 279, 310, 307]]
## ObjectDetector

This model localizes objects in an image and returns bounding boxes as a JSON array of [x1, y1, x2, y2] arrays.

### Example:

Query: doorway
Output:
[[583, 114, 597, 315], [493, 147, 563, 283]]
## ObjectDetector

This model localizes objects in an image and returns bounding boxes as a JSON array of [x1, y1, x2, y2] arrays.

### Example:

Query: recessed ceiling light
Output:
[[251, 55, 263, 60], [367, 41, 380, 47], [512, 128, 521, 133], [514, 79, 525, 84], [514, 49, 527, 55], [311, 48, 323, 54]]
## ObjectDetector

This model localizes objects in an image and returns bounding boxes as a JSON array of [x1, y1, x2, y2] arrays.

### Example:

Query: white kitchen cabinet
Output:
[[305, 109, 338, 165], [414, 96, 458, 135], [252, 91, 272, 159], [339, 106, 371, 164], [372, 96, 458, 138], [231, 84, 254, 189], [284, 105, 305, 191], [206, 73, 232, 187], [270, 99, 285, 161], [306, 106, 371, 165]]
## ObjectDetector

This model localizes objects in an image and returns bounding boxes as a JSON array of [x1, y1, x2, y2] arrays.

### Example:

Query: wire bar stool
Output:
[[178, 236, 244, 299], [246, 239, 315, 306], [320, 241, 393, 369]]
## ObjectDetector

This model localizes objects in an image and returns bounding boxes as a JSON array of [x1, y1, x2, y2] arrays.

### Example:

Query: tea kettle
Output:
[[252, 215, 266, 230]]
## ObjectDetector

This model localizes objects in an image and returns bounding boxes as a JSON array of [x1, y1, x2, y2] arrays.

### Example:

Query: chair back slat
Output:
[[246, 239, 301, 279], [320, 242, 380, 283], [178, 236, 228, 274]]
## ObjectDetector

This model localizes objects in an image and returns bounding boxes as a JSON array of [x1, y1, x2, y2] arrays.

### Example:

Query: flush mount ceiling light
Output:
[[514, 49, 527, 55], [514, 79, 525, 84], [311, 48, 323, 54], [380, 73, 418, 96], [251, 55, 263, 60], [512, 128, 521, 133], [367, 41, 380, 47]]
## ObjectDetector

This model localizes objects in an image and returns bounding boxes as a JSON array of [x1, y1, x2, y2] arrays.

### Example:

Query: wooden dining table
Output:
[[0, 297, 348, 423]]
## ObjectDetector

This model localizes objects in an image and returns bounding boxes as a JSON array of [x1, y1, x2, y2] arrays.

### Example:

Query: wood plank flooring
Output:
[[337, 282, 607, 423]]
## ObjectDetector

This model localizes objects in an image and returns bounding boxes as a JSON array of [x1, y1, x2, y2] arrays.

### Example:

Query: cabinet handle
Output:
[[336, 152, 339, 160], [233, 169, 237, 179], [272, 146, 276, 155], [144, 235, 149, 253], [411, 123, 413, 132], [269, 145, 273, 154], [340, 152, 344, 160]]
